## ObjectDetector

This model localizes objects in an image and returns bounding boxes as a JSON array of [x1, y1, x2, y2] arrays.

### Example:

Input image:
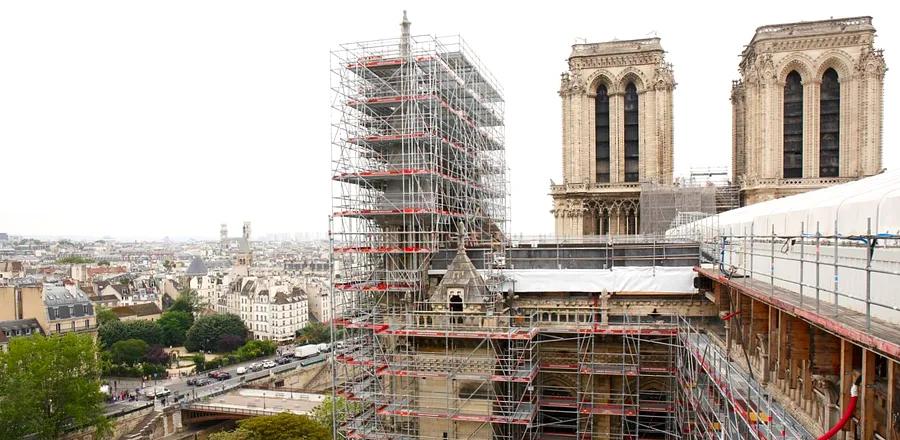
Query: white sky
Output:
[[0, 1, 896, 240]]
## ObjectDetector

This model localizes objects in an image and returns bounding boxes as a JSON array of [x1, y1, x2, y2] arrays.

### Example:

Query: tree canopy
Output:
[[98, 319, 163, 347], [56, 256, 94, 265], [0, 333, 111, 440], [158, 310, 193, 347], [184, 313, 248, 353], [208, 413, 329, 440], [108, 338, 149, 365], [168, 288, 198, 315], [311, 396, 357, 437], [296, 321, 338, 345], [95, 306, 119, 326], [234, 339, 277, 360]]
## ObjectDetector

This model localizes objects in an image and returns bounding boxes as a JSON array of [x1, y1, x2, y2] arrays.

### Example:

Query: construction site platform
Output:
[[697, 266, 900, 358]]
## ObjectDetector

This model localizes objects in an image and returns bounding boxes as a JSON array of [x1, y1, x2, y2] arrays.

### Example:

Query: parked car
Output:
[[262, 360, 276, 369], [142, 386, 171, 399], [208, 371, 231, 380]]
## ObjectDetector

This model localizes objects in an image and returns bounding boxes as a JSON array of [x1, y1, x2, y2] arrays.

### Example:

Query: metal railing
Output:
[[676, 317, 813, 439], [706, 219, 900, 331]]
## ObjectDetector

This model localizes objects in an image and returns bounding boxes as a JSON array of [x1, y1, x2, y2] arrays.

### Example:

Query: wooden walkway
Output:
[[698, 267, 900, 358]]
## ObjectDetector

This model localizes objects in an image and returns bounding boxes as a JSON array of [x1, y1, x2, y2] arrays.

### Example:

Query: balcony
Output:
[[550, 181, 641, 195], [741, 176, 856, 190]]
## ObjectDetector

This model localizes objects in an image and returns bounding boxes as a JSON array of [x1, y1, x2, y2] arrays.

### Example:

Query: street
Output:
[[103, 350, 326, 412]]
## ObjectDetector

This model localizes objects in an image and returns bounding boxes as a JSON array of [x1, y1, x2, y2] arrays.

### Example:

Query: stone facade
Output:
[[552, 38, 675, 236], [732, 16, 886, 205]]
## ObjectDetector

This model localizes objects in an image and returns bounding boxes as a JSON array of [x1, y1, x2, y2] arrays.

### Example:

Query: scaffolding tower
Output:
[[330, 15, 517, 439], [639, 184, 717, 236]]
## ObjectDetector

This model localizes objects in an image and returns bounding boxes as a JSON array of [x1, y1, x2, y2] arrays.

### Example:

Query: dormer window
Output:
[[448, 288, 464, 312]]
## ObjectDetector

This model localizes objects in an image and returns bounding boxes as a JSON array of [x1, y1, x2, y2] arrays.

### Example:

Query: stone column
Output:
[[639, 88, 652, 182], [744, 81, 759, 181], [840, 75, 854, 177], [561, 93, 572, 182], [803, 79, 820, 178], [762, 80, 775, 178], [587, 92, 597, 183], [860, 63, 885, 175], [610, 92, 624, 183], [732, 84, 746, 181]]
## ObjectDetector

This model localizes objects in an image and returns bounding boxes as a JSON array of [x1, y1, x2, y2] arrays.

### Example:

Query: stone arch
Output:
[[776, 55, 816, 84], [586, 70, 617, 95], [542, 374, 577, 396], [815, 51, 854, 80], [618, 67, 647, 92], [628, 375, 669, 392]]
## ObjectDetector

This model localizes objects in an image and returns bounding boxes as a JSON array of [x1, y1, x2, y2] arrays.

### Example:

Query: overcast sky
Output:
[[1, 1, 896, 240]]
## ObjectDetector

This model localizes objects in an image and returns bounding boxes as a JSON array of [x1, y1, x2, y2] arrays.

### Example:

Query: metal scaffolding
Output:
[[639, 184, 717, 236], [330, 25, 516, 440], [675, 317, 813, 439]]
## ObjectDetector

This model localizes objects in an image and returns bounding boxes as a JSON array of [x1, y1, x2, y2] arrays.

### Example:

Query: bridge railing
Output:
[[182, 403, 283, 417]]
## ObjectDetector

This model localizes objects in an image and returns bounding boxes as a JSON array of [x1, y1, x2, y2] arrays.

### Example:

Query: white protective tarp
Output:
[[499, 267, 697, 293], [668, 169, 900, 238]]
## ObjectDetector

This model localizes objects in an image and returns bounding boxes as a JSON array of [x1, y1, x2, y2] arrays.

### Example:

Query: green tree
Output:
[[56, 256, 94, 265], [0, 333, 111, 439], [209, 413, 329, 440], [184, 313, 248, 353], [208, 430, 252, 440], [234, 339, 277, 361], [95, 306, 119, 326], [98, 320, 163, 347], [296, 322, 327, 344], [311, 396, 358, 437], [162, 259, 175, 271], [108, 339, 149, 365], [169, 288, 198, 315], [158, 310, 193, 347], [191, 353, 206, 372], [296, 322, 341, 344]]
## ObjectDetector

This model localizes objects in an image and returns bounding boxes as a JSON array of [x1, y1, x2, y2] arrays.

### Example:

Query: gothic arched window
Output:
[[783, 71, 803, 178], [595, 84, 610, 183], [623, 82, 639, 182], [820, 68, 840, 177]]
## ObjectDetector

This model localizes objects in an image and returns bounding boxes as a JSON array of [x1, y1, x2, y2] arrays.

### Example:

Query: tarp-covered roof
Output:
[[669, 170, 900, 237]]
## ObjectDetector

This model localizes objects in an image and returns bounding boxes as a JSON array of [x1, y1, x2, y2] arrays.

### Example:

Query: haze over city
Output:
[[2, 1, 897, 240], [3, 3, 900, 440]]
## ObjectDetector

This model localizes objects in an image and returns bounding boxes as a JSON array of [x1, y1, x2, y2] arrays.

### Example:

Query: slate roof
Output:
[[185, 258, 208, 277], [0, 318, 44, 334], [438, 247, 488, 301], [43, 284, 92, 307], [111, 302, 162, 318], [274, 288, 307, 305]]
